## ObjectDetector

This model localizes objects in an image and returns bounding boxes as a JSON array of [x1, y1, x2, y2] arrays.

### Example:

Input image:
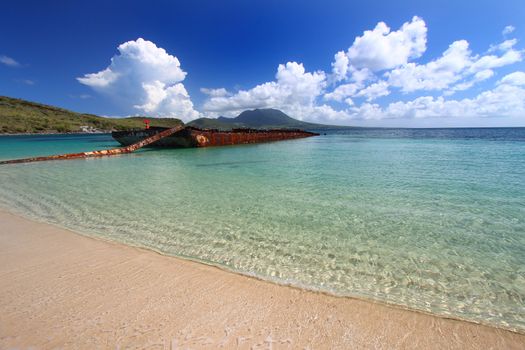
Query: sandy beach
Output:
[[0, 209, 523, 349]]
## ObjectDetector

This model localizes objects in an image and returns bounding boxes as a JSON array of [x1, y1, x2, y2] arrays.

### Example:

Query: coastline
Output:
[[1, 209, 524, 349]]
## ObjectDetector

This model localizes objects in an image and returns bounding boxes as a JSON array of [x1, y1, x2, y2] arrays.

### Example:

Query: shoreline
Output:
[[4, 206, 524, 336], [1, 209, 524, 348]]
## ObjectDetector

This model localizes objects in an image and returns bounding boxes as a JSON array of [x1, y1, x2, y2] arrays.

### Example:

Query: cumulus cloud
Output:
[[78, 38, 199, 121], [344, 16, 427, 73], [0, 55, 20, 67], [202, 62, 326, 119], [325, 16, 427, 86]]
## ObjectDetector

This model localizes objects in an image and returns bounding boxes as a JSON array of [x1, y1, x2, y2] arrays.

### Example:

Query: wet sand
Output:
[[0, 210, 523, 349]]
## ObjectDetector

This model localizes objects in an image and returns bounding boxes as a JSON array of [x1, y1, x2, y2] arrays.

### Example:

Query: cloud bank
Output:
[[78, 19, 524, 125]]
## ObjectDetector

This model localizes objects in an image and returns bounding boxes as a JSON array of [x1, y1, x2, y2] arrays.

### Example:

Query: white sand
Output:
[[1, 209, 523, 349]]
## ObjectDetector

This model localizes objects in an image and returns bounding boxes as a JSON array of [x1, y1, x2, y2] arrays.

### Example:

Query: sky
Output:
[[1, 0, 524, 127]]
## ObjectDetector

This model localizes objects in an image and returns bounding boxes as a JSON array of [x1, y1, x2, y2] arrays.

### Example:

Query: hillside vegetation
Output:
[[0, 96, 183, 134], [0, 96, 348, 134]]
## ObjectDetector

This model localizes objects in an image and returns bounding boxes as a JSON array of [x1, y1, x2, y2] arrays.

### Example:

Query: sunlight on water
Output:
[[0, 129, 524, 332]]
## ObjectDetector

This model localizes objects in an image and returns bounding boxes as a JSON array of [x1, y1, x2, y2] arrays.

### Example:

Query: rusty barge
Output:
[[112, 126, 319, 148], [0, 125, 318, 165]]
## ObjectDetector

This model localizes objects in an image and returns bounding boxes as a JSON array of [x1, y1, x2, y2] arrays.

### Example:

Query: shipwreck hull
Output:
[[112, 127, 318, 148]]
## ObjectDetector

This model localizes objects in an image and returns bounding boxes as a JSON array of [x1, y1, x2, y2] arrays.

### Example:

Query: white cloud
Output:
[[348, 83, 525, 120], [344, 98, 354, 106], [0, 55, 20, 67], [78, 38, 199, 121], [474, 69, 495, 81], [324, 18, 522, 100], [349, 67, 373, 84], [469, 48, 522, 73], [386, 37, 522, 94], [387, 40, 472, 92], [346, 16, 427, 72], [78, 68, 118, 87], [445, 69, 494, 94], [202, 62, 326, 119], [324, 80, 390, 105], [488, 39, 517, 53], [314, 76, 525, 124], [498, 71, 525, 86], [355, 81, 390, 101], [324, 83, 361, 102], [327, 16, 427, 84], [503, 25, 515, 35]]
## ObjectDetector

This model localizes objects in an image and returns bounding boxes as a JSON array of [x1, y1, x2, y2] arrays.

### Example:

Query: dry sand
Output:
[[0, 209, 523, 349]]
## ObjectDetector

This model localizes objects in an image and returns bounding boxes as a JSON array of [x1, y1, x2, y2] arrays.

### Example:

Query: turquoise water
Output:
[[0, 129, 524, 332]]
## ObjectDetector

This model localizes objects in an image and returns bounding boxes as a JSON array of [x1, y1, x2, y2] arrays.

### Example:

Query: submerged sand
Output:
[[0, 210, 523, 349]]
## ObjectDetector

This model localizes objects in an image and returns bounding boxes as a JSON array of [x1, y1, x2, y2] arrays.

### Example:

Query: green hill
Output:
[[0, 96, 183, 134]]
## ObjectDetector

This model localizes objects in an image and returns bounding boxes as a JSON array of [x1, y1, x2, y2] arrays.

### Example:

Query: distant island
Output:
[[188, 108, 349, 130], [0, 96, 350, 134]]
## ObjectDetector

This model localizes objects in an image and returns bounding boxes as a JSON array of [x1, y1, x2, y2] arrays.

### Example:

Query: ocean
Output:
[[0, 128, 524, 332]]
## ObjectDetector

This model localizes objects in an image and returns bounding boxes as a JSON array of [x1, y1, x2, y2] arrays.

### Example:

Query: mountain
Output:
[[0, 96, 183, 134], [188, 108, 347, 130]]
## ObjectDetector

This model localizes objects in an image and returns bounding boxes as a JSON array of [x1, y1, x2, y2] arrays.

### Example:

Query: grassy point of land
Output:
[[0, 96, 183, 134]]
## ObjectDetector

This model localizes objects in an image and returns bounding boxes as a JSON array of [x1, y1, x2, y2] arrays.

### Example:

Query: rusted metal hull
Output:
[[112, 127, 319, 148], [0, 126, 318, 165]]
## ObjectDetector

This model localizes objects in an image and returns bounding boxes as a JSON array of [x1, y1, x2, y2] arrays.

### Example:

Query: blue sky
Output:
[[1, 0, 524, 127]]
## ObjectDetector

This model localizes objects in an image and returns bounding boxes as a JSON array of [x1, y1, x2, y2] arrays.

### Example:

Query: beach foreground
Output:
[[0, 210, 523, 349]]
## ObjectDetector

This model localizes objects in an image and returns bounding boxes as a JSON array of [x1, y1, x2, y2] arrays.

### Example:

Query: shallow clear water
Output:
[[0, 129, 524, 332]]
